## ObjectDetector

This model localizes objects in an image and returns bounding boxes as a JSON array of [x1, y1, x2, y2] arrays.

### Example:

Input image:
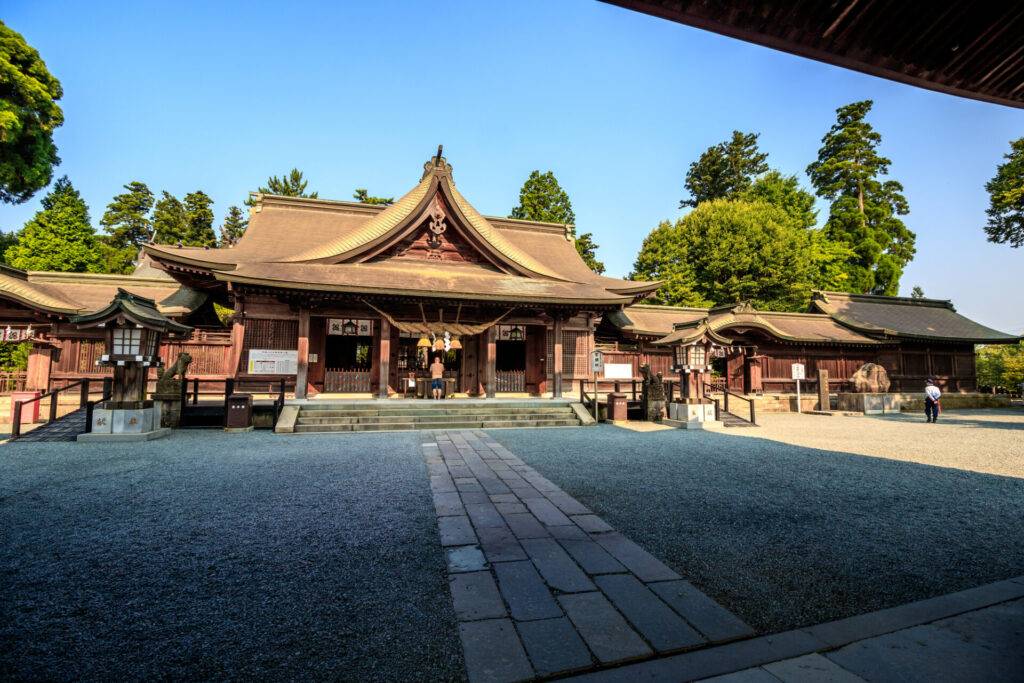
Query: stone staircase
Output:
[[289, 400, 585, 433]]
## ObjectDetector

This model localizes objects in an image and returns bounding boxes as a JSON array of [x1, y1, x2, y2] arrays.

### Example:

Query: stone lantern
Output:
[[653, 321, 724, 429], [70, 289, 192, 440]]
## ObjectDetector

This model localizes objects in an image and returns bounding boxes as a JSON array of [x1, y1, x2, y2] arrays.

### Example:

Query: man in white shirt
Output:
[[924, 378, 941, 423]]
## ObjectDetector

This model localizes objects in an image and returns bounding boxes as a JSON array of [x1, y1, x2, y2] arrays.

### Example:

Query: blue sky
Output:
[[3, 0, 1022, 333]]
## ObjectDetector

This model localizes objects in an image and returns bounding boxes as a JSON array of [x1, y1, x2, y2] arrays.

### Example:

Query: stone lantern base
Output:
[[77, 399, 170, 442], [665, 400, 724, 430]]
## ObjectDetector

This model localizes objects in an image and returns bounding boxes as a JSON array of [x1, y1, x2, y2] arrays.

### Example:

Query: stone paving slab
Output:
[[423, 429, 759, 681]]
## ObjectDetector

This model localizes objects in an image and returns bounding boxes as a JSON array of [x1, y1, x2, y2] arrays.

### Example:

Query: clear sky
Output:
[[3, 0, 1022, 334]]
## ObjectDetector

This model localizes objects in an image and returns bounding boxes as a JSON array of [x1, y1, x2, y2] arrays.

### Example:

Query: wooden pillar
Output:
[[296, 307, 310, 399], [228, 314, 246, 377], [378, 318, 391, 399], [552, 317, 563, 398], [485, 326, 496, 399]]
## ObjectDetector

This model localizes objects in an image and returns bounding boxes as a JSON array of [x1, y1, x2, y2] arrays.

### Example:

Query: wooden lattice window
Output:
[[561, 330, 589, 378], [242, 319, 298, 351], [165, 344, 225, 376]]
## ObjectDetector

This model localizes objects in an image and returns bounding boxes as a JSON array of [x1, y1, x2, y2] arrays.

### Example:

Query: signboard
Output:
[[2, 326, 33, 342], [590, 350, 604, 373], [603, 363, 632, 379], [791, 363, 806, 380], [248, 349, 298, 375], [496, 324, 526, 341], [327, 319, 373, 336]]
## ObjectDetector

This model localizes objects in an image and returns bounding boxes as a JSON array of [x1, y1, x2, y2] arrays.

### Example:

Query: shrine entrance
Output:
[[495, 324, 546, 395], [322, 318, 374, 393]]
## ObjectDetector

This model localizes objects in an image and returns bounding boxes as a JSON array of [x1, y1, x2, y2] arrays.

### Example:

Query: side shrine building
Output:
[[0, 154, 1018, 400]]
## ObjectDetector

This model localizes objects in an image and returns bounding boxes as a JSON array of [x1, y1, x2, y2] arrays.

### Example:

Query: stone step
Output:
[[296, 412, 575, 425], [300, 401, 575, 412], [293, 417, 582, 433], [297, 407, 576, 417]]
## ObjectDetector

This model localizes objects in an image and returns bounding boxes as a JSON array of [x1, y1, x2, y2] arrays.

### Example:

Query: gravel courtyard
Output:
[[492, 410, 1024, 633], [1, 431, 463, 682]]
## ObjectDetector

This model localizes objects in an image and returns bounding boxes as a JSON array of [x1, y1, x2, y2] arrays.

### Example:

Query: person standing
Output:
[[430, 355, 445, 400], [924, 378, 941, 423]]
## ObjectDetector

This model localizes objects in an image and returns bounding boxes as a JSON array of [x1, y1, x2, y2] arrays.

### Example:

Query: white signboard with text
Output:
[[248, 349, 298, 375], [603, 363, 633, 379], [590, 350, 604, 373], [791, 363, 806, 380]]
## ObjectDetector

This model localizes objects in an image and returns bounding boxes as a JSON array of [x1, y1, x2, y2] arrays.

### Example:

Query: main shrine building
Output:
[[0, 153, 1017, 399]]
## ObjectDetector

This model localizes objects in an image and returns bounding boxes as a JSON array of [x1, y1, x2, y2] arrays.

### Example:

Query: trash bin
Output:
[[607, 392, 627, 423], [225, 393, 253, 430], [11, 391, 41, 423]]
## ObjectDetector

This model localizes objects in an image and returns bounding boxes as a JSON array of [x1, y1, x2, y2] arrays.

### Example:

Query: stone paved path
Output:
[[12, 408, 86, 442], [422, 429, 754, 682]]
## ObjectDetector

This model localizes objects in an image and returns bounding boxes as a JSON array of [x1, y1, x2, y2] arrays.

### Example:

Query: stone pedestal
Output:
[[837, 393, 902, 414], [78, 399, 170, 442], [151, 391, 183, 429], [666, 400, 724, 430]]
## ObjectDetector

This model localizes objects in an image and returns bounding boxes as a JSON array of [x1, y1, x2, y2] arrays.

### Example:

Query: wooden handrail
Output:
[[11, 378, 94, 439]]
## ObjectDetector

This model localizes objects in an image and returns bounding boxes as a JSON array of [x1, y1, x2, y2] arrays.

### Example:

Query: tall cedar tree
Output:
[[151, 191, 187, 244], [353, 189, 394, 205], [244, 168, 317, 205], [983, 137, 1024, 248], [100, 181, 154, 249], [183, 191, 216, 247], [5, 176, 103, 272], [630, 199, 848, 311], [680, 131, 769, 208], [0, 21, 63, 204], [220, 205, 248, 245], [509, 170, 604, 274], [807, 100, 914, 295]]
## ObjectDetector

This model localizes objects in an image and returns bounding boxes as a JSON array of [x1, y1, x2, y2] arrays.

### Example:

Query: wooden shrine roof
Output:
[[144, 155, 661, 308]]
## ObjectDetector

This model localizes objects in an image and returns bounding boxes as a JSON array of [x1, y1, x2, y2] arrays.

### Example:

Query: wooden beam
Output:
[[553, 317, 563, 398], [486, 326, 496, 399], [296, 306, 310, 399], [378, 318, 391, 399]]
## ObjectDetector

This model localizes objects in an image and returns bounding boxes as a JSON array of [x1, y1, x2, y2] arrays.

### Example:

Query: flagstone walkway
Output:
[[422, 429, 755, 682]]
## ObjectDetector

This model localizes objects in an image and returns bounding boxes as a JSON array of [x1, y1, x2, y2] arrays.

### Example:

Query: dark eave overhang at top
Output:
[[601, 1, 1024, 109]]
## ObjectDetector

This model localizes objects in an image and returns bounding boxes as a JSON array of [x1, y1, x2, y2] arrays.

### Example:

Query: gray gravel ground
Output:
[[489, 413, 1024, 634], [1, 431, 464, 682]]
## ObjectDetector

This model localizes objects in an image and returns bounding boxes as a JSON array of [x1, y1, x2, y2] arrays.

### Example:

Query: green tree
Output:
[[0, 21, 64, 204], [219, 205, 248, 246], [509, 170, 603, 272], [742, 170, 818, 229], [244, 168, 318, 205], [680, 131, 769, 208], [151, 191, 186, 244], [807, 100, 914, 295], [983, 137, 1024, 248], [4, 176, 103, 272], [911, 286, 925, 299], [182, 191, 216, 247], [353, 189, 394, 205], [0, 341, 30, 370], [100, 181, 154, 249], [631, 199, 826, 311], [0, 230, 17, 263], [976, 342, 1024, 391]]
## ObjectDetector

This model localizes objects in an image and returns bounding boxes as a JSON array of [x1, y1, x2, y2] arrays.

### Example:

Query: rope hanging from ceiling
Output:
[[362, 299, 515, 336]]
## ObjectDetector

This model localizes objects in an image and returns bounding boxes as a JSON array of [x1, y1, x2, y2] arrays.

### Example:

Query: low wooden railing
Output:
[[11, 378, 111, 439], [703, 382, 756, 424], [495, 370, 525, 393], [0, 371, 27, 394], [324, 369, 371, 393]]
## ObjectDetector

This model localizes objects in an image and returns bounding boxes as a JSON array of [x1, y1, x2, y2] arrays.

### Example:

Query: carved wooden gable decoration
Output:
[[376, 195, 487, 264]]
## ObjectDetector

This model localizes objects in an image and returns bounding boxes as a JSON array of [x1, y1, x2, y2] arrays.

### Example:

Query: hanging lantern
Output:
[[417, 334, 431, 348], [342, 319, 358, 336], [449, 336, 462, 350], [433, 339, 445, 351], [508, 325, 524, 341]]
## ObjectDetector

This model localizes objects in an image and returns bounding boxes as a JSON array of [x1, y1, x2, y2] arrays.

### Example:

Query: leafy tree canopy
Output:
[[220, 205, 248, 246], [680, 131, 769, 208], [976, 342, 1024, 391], [100, 181, 154, 250], [151, 191, 186, 245], [0, 21, 63, 204], [911, 286, 925, 299], [0, 230, 18, 263], [510, 170, 575, 225], [0, 340, 30, 370], [574, 232, 605, 274], [245, 168, 317, 205], [182, 191, 216, 247], [353, 189, 394, 205], [807, 100, 914, 295], [4, 176, 103, 272], [741, 170, 817, 230], [983, 137, 1024, 248], [631, 199, 845, 311]]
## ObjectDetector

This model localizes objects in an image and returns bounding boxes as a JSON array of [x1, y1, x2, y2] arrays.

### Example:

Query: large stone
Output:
[[850, 363, 891, 393]]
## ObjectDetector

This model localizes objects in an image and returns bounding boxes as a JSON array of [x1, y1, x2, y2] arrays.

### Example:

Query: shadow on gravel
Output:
[[0, 431, 465, 682], [489, 424, 1024, 635], [869, 410, 1024, 431]]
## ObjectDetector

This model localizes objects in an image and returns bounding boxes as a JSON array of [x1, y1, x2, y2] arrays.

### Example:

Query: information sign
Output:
[[791, 363, 806, 380], [603, 363, 632, 379], [248, 349, 298, 375], [590, 350, 604, 373]]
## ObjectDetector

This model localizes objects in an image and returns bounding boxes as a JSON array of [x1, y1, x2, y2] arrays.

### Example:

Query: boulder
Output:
[[850, 363, 891, 393]]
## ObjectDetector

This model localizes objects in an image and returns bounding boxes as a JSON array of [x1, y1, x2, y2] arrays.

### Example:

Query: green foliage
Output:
[[213, 302, 234, 326], [0, 21, 63, 204], [151, 191, 186, 244], [98, 243, 136, 274], [219, 205, 248, 246], [509, 171, 575, 225], [245, 168, 317, 205], [574, 232, 605, 274], [0, 341, 30, 370], [5, 176, 103, 272], [741, 170, 817, 229], [976, 342, 1024, 391], [0, 230, 18, 263], [680, 131, 769, 208], [182, 191, 216, 247], [631, 199, 833, 311], [983, 137, 1024, 248], [353, 189, 394, 205], [806, 100, 914, 295], [100, 181, 154, 249], [911, 286, 925, 299]]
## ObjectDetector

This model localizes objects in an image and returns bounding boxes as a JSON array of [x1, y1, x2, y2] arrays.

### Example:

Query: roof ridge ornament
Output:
[[421, 144, 454, 183], [731, 301, 756, 314]]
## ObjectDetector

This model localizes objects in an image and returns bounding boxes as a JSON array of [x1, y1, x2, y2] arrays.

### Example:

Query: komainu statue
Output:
[[155, 352, 192, 394], [639, 363, 666, 421], [850, 362, 891, 393]]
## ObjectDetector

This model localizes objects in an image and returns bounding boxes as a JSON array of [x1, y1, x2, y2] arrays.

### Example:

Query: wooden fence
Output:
[[325, 369, 372, 393], [0, 371, 27, 394], [495, 370, 525, 393]]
